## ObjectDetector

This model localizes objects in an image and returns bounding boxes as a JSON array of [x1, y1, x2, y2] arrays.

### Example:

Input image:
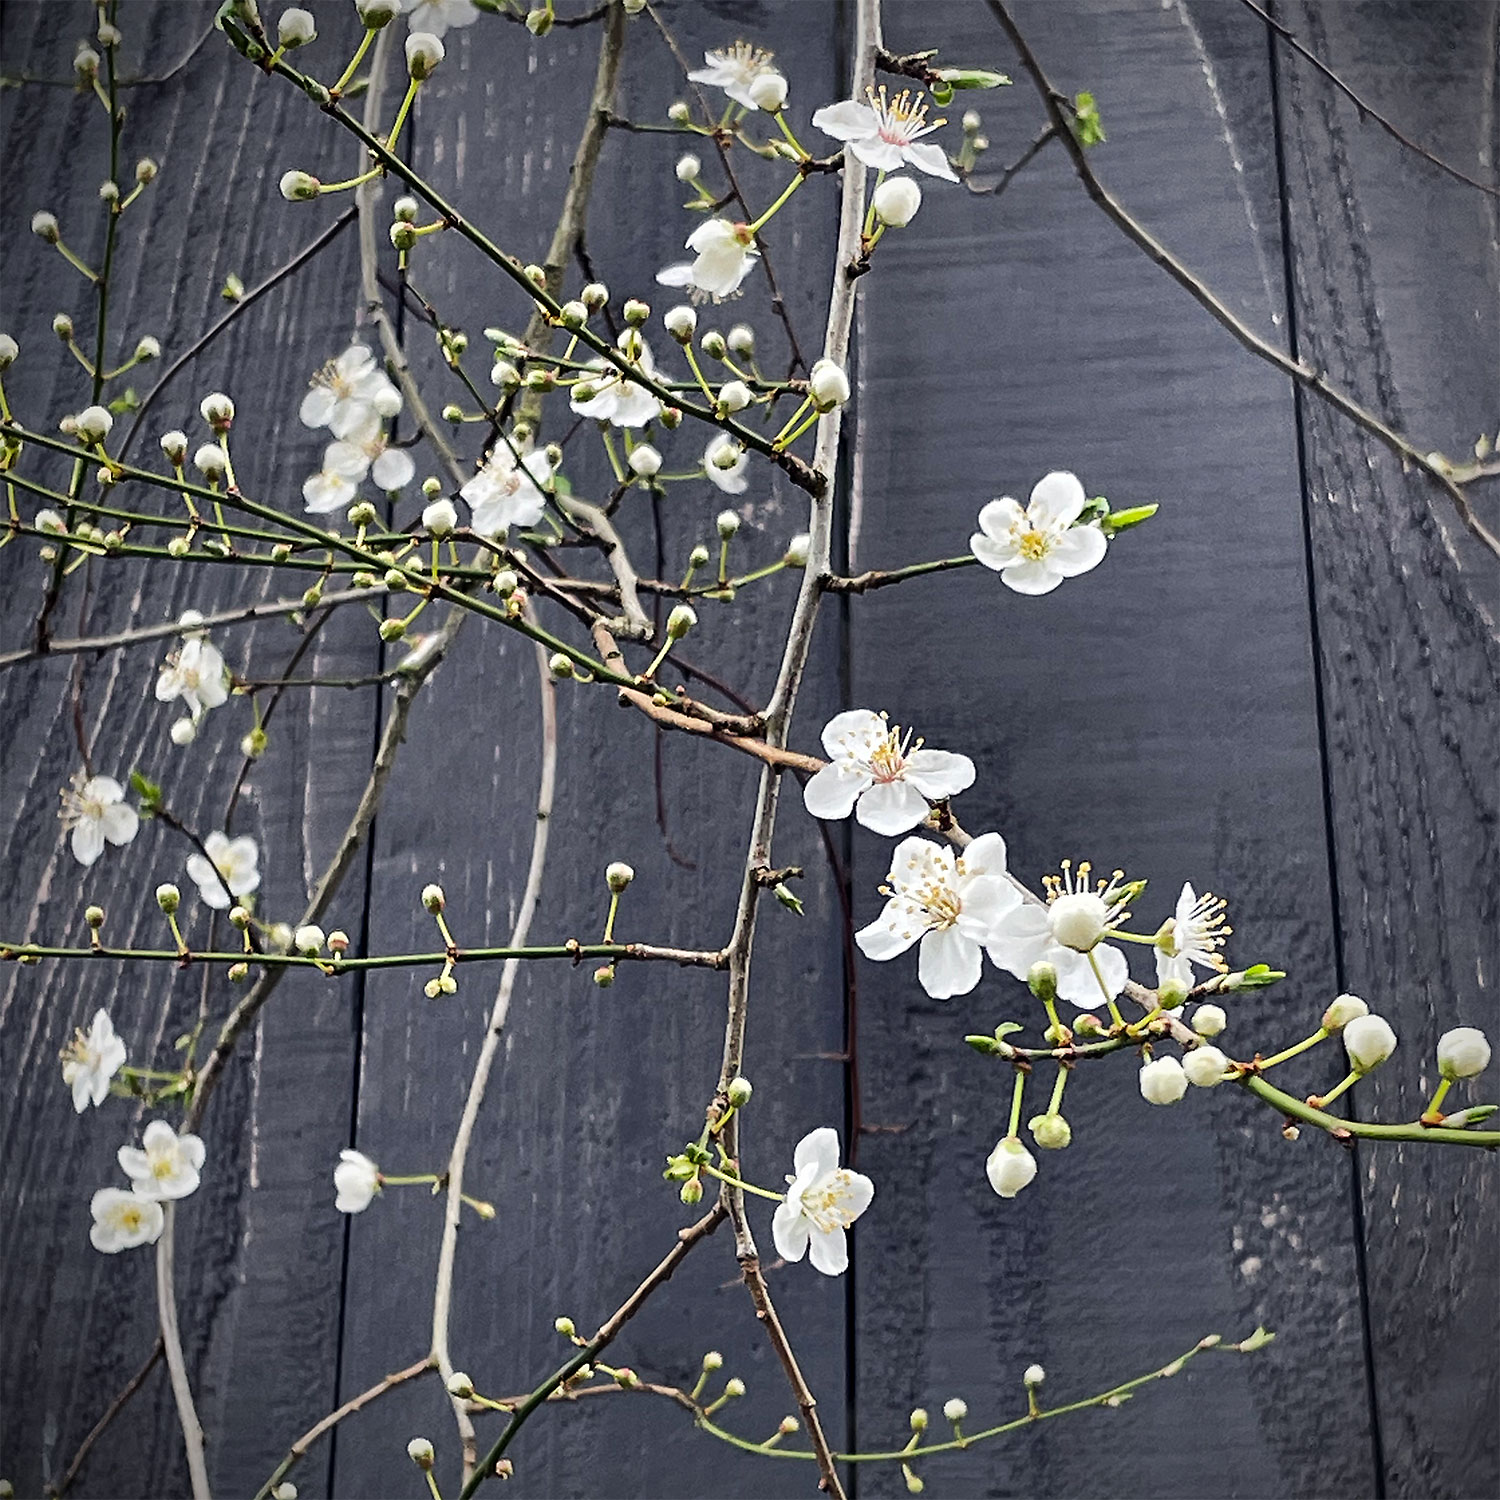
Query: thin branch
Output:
[[48, 1340, 163, 1498], [156, 1206, 211, 1500], [964, 122, 1058, 198], [822, 553, 978, 594], [1237, 0, 1500, 199], [983, 0, 1500, 563]]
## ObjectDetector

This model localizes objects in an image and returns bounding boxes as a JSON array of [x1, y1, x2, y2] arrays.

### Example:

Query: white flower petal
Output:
[[917, 926, 981, 999], [855, 907, 922, 961], [855, 778, 932, 835], [902, 749, 975, 801], [902, 140, 959, 181], [1028, 471, 1087, 529], [807, 1225, 849, 1276], [803, 764, 871, 822], [1000, 559, 1063, 595], [1048, 523, 1107, 578]]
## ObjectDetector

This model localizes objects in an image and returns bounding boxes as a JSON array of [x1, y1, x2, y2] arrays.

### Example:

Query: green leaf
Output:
[[220, 272, 245, 302], [1072, 91, 1106, 147], [106, 387, 139, 415], [994, 1021, 1025, 1038], [965, 1034, 1001, 1055], [129, 768, 162, 813], [935, 68, 1012, 90], [1101, 503, 1159, 537], [773, 882, 804, 917]]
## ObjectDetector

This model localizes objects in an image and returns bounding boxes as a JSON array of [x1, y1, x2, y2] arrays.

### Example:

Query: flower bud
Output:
[[406, 1438, 434, 1470], [136, 157, 159, 184], [701, 1350, 722, 1371], [549, 653, 575, 679], [717, 380, 752, 413], [167, 536, 191, 557], [98, 179, 120, 204], [873, 175, 923, 228], [909, 1408, 928, 1432], [200, 392, 234, 430], [1139, 1055, 1188, 1104], [722, 329, 754, 363], [526, 6, 553, 35], [675, 152, 702, 183], [156, 883, 181, 914], [554, 1316, 576, 1337], [616, 443, 661, 483], [679, 1175, 703, 1203], [422, 883, 445, 913], [446, 1370, 475, 1398], [1182, 1045, 1230, 1088], [390, 221, 418, 252], [279, 170, 321, 202], [942, 1397, 968, 1424], [357, 0, 399, 26], [85, 905, 105, 929], [1028, 1111, 1071, 1150], [194, 444, 228, 479], [1157, 975, 1190, 1011], [1048, 893, 1108, 952], [1437, 1026, 1490, 1080], [271, 1484, 298, 1500], [604, 862, 635, 894], [75, 406, 113, 444], [985, 1135, 1037, 1198], [726, 1075, 753, 1107], [622, 298, 650, 326], [132, 335, 161, 363], [699, 329, 727, 361], [156, 429, 187, 465], [0, 333, 16, 370], [715, 509, 741, 539], [668, 100, 691, 123], [327, 930, 350, 955], [423, 498, 458, 536], [294, 924, 325, 956], [405, 31, 444, 79], [1191, 1002, 1227, 1037], [169, 718, 197, 746], [666, 603, 697, 640], [241, 726, 268, 759], [748, 71, 788, 112], [277, 7, 316, 46], [1343, 1013, 1397, 1073], [723, 1377, 745, 1399], [1023, 1363, 1046, 1387], [1321, 992, 1368, 1031], [1026, 960, 1058, 1004], [662, 306, 697, 346], [31, 211, 61, 243]]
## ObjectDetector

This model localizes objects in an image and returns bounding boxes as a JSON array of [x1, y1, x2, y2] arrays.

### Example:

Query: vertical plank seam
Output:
[[1264, 7, 1386, 1495]]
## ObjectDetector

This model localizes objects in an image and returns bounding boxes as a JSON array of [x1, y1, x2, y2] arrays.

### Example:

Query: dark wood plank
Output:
[[850, 1, 1379, 1494], [0, 4, 378, 1494], [1275, 4, 1500, 1496], [330, 6, 850, 1497]]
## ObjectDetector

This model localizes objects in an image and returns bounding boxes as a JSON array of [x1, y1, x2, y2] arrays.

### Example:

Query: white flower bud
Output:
[[717, 380, 752, 413], [53, 313, 74, 341], [278, 8, 316, 46], [627, 443, 661, 478], [423, 498, 458, 536], [1191, 1002, 1227, 1037], [200, 392, 234, 429], [809, 359, 851, 411], [406, 31, 445, 79], [133, 335, 161, 362], [446, 1370, 475, 1398], [390, 221, 417, 252], [1343, 1014, 1397, 1073], [31, 211, 60, 243], [97, 22, 122, 47], [1321, 992, 1369, 1031], [708, 436, 742, 471], [726, 323, 755, 357], [1023, 1364, 1046, 1387], [160, 429, 188, 464], [0, 333, 17, 370], [490, 360, 521, 392], [723, 1377, 745, 1398], [391, 195, 420, 225], [421, 883, 445, 913], [75, 406, 113, 444], [909, 1408, 928, 1432], [675, 152, 702, 183], [98, 180, 120, 204], [35, 508, 66, 534], [155, 883, 181, 914], [701, 1349, 722, 1370], [170, 717, 197, 746], [715, 509, 741, 538], [357, 0, 400, 26], [1048, 892, 1108, 952], [666, 604, 697, 640], [667, 101, 691, 124], [294, 924, 325, 956], [1437, 1026, 1490, 1080], [193, 444, 228, 479], [279, 170, 321, 202], [688, 543, 711, 568], [406, 1437, 435, 1470], [1138, 1055, 1188, 1105], [873, 175, 923, 227], [726, 1075, 752, 1107], [605, 862, 634, 893], [1182, 1045, 1231, 1088], [942, 1397, 968, 1424], [135, 157, 159, 184], [784, 532, 811, 568], [699, 329, 727, 360], [986, 1136, 1037, 1198], [622, 298, 650, 327], [663, 305, 697, 344], [74, 47, 100, 80], [271, 1484, 298, 1500], [747, 71, 788, 112], [1028, 1111, 1071, 1149]]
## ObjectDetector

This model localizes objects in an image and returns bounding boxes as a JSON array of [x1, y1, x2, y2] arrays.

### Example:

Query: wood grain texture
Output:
[[0, 4, 378, 1495], [1275, 4, 1500, 1496]]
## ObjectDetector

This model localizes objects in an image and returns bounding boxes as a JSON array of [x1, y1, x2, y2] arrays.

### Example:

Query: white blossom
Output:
[[1192, 1003, 1227, 1038], [703, 433, 748, 494], [460, 440, 554, 536], [687, 41, 778, 110], [1344, 1014, 1397, 1073], [299, 344, 400, 440], [812, 87, 958, 181], [657, 218, 760, 300], [61, 1009, 127, 1112], [872, 175, 922, 227], [986, 860, 1132, 1009], [809, 358, 850, 411], [1182, 1045, 1231, 1088], [423, 497, 458, 535], [155, 634, 229, 718], [400, 0, 477, 38], [804, 709, 974, 834], [971, 472, 1107, 595], [1437, 1026, 1490, 1080], [301, 442, 365, 514], [855, 833, 1018, 1000], [1139, 1055, 1188, 1105], [58, 772, 139, 867], [118, 1120, 206, 1201], [1321, 993, 1368, 1031], [186, 831, 261, 910], [770, 1127, 873, 1277], [404, 30, 444, 79], [748, 71, 788, 112], [313, 419, 416, 506], [569, 335, 663, 428], [1154, 882, 1231, 987], [335, 1149, 380, 1213], [986, 1136, 1037, 1198], [89, 1188, 165, 1253], [627, 443, 662, 478]]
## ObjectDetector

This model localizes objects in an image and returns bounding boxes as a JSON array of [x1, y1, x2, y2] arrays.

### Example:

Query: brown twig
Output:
[[964, 122, 1058, 198], [48, 1341, 163, 1498]]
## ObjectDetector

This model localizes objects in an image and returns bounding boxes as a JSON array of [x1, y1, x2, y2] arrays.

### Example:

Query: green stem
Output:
[[699, 1162, 785, 1203], [1006, 1069, 1025, 1137], [1237, 1072, 1500, 1148], [1258, 1028, 1328, 1069], [330, 30, 375, 98], [747, 171, 806, 235]]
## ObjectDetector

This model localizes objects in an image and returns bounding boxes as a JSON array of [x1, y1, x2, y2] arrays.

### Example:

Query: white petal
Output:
[[971, 532, 1019, 573], [303, 471, 357, 514], [299, 387, 336, 429], [976, 497, 1025, 540], [959, 831, 1008, 877], [793, 1127, 841, 1178], [850, 138, 910, 172], [1156, 950, 1193, 988], [856, 778, 932, 835], [902, 749, 975, 801], [71, 820, 105, 867], [655, 263, 697, 288], [372, 447, 415, 491], [954, 876, 1020, 940], [902, 140, 959, 181], [100, 803, 139, 847], [811, 100, 878, 142], [1048, 524, 1107, 578], [772, 1202, 810, 1263], [855, 906, 921, 961], [1028, 471, 1087, 529], [985, 905, 1054, 978], [802, 764, 870, 822], [1000, 559, 1063, 595], [325, 441, 372, 479], [819, 708, 885, 760], [807, 1225, 849, 1276], [917, 926, 982, 1000]]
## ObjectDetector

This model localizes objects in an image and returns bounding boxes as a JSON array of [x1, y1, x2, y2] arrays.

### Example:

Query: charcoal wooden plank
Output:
[[1274, 4, 1500, 1496], [0, 3, 380, 1494], [850, 2, 1379, 1495], [330, 6, 850, 1497]]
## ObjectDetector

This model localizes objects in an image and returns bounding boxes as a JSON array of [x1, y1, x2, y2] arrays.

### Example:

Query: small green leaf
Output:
[[220, 272, 245, 302], [965, 1034, 1001, 1055], [773, 882, 804, 917], [1101, 503, 1159, 537], [1072, 91, 1106, 147], [107, 387, 139, 415], [994, 1021, 1025, 1038], [129, 769, 162, 813], [935, 67, 1011, 90]]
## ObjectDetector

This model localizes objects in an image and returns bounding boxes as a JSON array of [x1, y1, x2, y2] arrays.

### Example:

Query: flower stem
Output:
[[1258, 1028, 1328, 1069], [699, 1161, 784, 1203], [747, 171, 806, 235], [1006, 1069, 1026, 1138], [330, 31, 375, 98]]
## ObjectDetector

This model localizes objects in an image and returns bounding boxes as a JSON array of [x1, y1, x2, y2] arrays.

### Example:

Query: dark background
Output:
[[1, 1, 1496, 1497]]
